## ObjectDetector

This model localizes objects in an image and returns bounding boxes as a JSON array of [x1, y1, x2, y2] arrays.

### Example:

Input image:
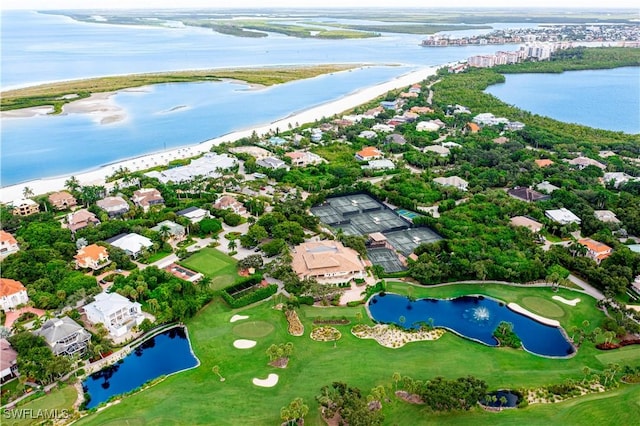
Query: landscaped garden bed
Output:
[[312, 318, 350, 325], [285, 309, 304, 336], [351, 324, 444, 348], [310, 326, 341, 342]]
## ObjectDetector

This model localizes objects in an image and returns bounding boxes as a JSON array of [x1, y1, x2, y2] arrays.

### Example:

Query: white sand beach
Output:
[[230, 314, 249, 323], [0, 65, 440, 203], [233, 339, 257, 349], [252, 373, 279, 387], [552, 296, 581, 306]]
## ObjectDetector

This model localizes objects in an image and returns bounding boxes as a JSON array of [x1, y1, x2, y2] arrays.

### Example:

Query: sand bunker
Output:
[[508, 303, 560, 327], [233, 339, 256, 349], [552, 296, 580, 306], [230, 314, 249, 323], [252, 373, 279, 388]]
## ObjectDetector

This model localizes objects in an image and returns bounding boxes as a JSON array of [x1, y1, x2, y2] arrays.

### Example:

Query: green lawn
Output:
[[180, 247, 238, 290], [3, 386, 77, 426], [74, 283, 640, 425]]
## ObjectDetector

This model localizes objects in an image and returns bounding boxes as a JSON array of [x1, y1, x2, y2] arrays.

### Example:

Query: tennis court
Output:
[[367, 247, 406, 273], [396, 208, 423, 222], [384, 228, 443, 257]]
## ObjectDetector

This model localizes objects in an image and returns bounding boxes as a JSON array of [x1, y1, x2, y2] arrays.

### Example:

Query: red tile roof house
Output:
[[74, 244, 110, 270], [0, 339, 19, 382], [578, 238, 612, 264], [354, 147, 383, 161], [132, 188, 164, 212], [214, 195, 247, 215], [0, 278, 29, 311], [67, 209, 101, 233], [0, 230, 19, 258], [48, 191, 78, 210]]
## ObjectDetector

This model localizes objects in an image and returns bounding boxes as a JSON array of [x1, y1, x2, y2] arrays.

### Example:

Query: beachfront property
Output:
[[567, 156, 607, 170], [106, 233, 153, 258], [507, 187, 550, 202], [0, 339, 19, 382], [229, 145, 272, 159], [536, 181, 560, 193], [0, 230, 19, 259], [510, 216, 544, 233], [545, 208, 582, 225], [355, 147, 383, 161], [35, 317, 91, 356], [578, 238, 613, 264], [177, 206, 210, 223], [423, 145, 450, 157], [10, 198, 39, 216], [433, 176, 469, 191], [83, 292, 145, 338], [594, 210, 621, 224], [214, 195, 247, 215], [380, 99, 400, 110], [602, 172, 639, 188], [144, 153, 237, 184], [132, 188, 164, 212], [0, 278, 29, 311], [285, 151, 323, 167], [151, 220, 187, 241], [97, 196, 130, 217], [362, 159, 395, 171], [472, 113, 510, 127], [291, 240, 368, 284], [256, 157, 289, 170], [74, 244, 110, 270], [67, 209, 100, 233], [48, 191, 77, 210]]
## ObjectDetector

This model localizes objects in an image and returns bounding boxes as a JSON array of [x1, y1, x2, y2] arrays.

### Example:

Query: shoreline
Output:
[[0, 65, 441, 203]]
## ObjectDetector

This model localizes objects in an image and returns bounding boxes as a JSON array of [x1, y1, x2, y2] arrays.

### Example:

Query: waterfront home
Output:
[[74, 244, 110, 270], [0, 278, 28, 311], [10, 198, 39, 216], [291, 241, 367, 284], [578, 238, 612, 264], [0, 230, 19, 259], [0, 339, 18, 382], [423, 145, 450, 157], [433, 176, 469, 191], [151, 220, 186, 241], [507, 187, 550, 202], [48, 191, 77, 210], [545, 208, 581, 225], [362, 159, 396, 171], [83, 292, 144, 338], [96, 196, 130, 217], [355, 147, 383, 161], [567, 156, 606, 170], [229, 146, 272, 159], [67, 209, 100, 233], [602, 172, 638, 188], [177, 206, 210, 223], [535, 159, 554, 168], [594, 210, 621, 224], [268, 136, 287, 145], [400, 91, 418, 98], [285, 151, 323, 167], [536, 181, 560, 193], [35, 317, 91, 356], [256, 157, 288, 170], [144, 153, 237, 184], [132, 188, 164, 212], [380, 100, 399, 110], [106, 233, 153, 258], [472, 113, 509, 126], [510, 216, 544, 233]]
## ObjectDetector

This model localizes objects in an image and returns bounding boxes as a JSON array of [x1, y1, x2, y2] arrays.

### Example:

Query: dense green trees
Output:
[[8, 332, 72, 385]]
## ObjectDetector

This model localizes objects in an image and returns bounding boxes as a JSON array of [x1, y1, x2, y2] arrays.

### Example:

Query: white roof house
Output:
[[256, 157, 289, 170], [536, 181, 560, 193], [145, 153, 237, 184], [177, 206, 210, 223], [433, 176, 469, 191], [423, 145, 450, 157], [107, 233, 153, 258], [84, 292, 144, 338], [416, 121, 441, 132], [594, 210, 621, 224], [603, 172, 638, 188], [545, 208, 581, 225], [362, 159, 396, 170], [472, 113, 509, 126], [358, 130, 378, 139]]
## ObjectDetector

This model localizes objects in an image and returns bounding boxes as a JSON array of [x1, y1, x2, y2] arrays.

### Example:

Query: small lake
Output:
[[82, 327, 198, 409], [368, 293, 574, 358]]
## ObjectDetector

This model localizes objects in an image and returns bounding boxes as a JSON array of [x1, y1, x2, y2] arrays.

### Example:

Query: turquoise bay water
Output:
[[485, 67, 640, 134]]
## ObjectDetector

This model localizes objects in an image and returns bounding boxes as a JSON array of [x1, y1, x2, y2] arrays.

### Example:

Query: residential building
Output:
[[96, 196, 130, 217], [386, 134, 407, 145], [35, 317, 91, 356], [0, 230, 19, 258], [416, 120, 442, 132], [567, 156, 606, 170], [410, 106, 434, 115], [291, 241, 367, 284], [602, 172, 638, 188], [594, 210, 621, 224], [177, 206, 210, 223], [48, 191, 77, 210], [74, 244, 110, 270], [67, 209, 100, 233], [423, 145, 450, 157], [472, 113, 509, 126], [536, 181, 560, 193], [151, 220, 187, 241], [268, 136, 287, 145], [285, 151, 323, 167], [505, 121, 525, 131], [510, 216, 543, 233], [465, 123, 480, 133], [507, 187, 550, 202], [433, 176, 469, 191], [0, 278, 29, 311], [84, 292, 144, 338], [380, 100, 399, 110], [362, 159, 396, 170], [11, 199, 39, 216], [229, 146, 272, 159], [442, 141, 462, 149], [0, 339, 18, 382], [106, 233, 153, 258], [632, 275, 640, 295], [132, 188, 164, 212], [256, 157, 288, 170], [355, 147, 382, 161], [493, 136, 509, 144], [578, 238, 612, 264], [371, 124, 394, 133], [144, 153, 237, 184], [535, 159, 554, 168], [358, 130, 377, 139], [545, 208, 581, 225]]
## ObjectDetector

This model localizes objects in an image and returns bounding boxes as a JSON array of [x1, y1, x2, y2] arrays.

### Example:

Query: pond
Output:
[[368, 293, 574, 358], [82, 327, 199, 409], [481, 390, 521, 408]]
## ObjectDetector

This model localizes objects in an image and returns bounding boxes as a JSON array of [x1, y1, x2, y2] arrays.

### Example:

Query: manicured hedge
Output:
[[220, 274, 277, 308]]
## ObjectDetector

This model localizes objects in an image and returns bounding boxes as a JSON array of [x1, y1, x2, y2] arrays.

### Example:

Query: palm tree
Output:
[[582, 366, 591, 384], [22, 186, 34, 199], [157, 224, 171, 242], [227, 239, 237, 252], [64, 176, 80, 193], [392, 372, 402, 391], [212, 365, 225, 382]]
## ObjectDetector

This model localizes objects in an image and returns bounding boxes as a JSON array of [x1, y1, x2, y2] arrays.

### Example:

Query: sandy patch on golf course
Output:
[[253, 373, 279, 387], [552, 296, 581, 306], [233, 339, 257, 349], [230, 314, 249, 323]]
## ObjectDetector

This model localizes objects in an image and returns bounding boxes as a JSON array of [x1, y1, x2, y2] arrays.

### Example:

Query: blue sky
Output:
[[2, 1, 638, 10]]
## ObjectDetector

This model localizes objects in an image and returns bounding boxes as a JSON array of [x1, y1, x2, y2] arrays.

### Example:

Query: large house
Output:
[[151, 220, 186, 241], [0, 278, 29, 311], [355, 147, 382, 161], [106, 233, 153, 258], [0, 339, 19, 382], [177, 206, 210, 223], [578, 238, 612, 264], [507, 187, 550, 202], [214, 195, 246, 215], [144, 153, 237, 184], [416, 120, 442, 132], [545, 208, 581, 225], [291, 241, 367, 284], [67, 209, 100, 233], [433, 176, 469, 191], [594, 210, 621, 224], [567, 156, 606, 170], [83, 292, 145, 338], [256, 157, 288, 170], [510, 216, 544, 233], [48, 191, 77, 210], [362, 159, 395, 171], [132, 188, 164, 212], [11, 199, 39, 216], [423, 145, 450, 157], [285, 151, 323, 167], [535, 159, 554, 168], [96, 196, 130, 217], [74, 244, 110, 270], [0, 230, 19, 258], [602, 172, 638, 188], [34, 317, 91, 356]]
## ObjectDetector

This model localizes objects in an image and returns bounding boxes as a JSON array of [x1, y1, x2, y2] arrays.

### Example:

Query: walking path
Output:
[[567, 274, 605, 300]]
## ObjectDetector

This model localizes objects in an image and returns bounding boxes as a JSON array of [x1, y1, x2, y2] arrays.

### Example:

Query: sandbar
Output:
[[252, 373, 278, 387], [230, 314, 249, 323], [552, 296, 581, 306], [0, 106, 55, 118], [233, 339, 257, 349]]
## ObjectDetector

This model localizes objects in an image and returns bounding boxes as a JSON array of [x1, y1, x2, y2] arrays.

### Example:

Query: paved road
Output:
[[568, 274, 605, 300]]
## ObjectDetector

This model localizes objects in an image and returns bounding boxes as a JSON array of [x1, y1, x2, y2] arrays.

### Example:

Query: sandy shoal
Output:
[[0, 66, 439, 203]]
